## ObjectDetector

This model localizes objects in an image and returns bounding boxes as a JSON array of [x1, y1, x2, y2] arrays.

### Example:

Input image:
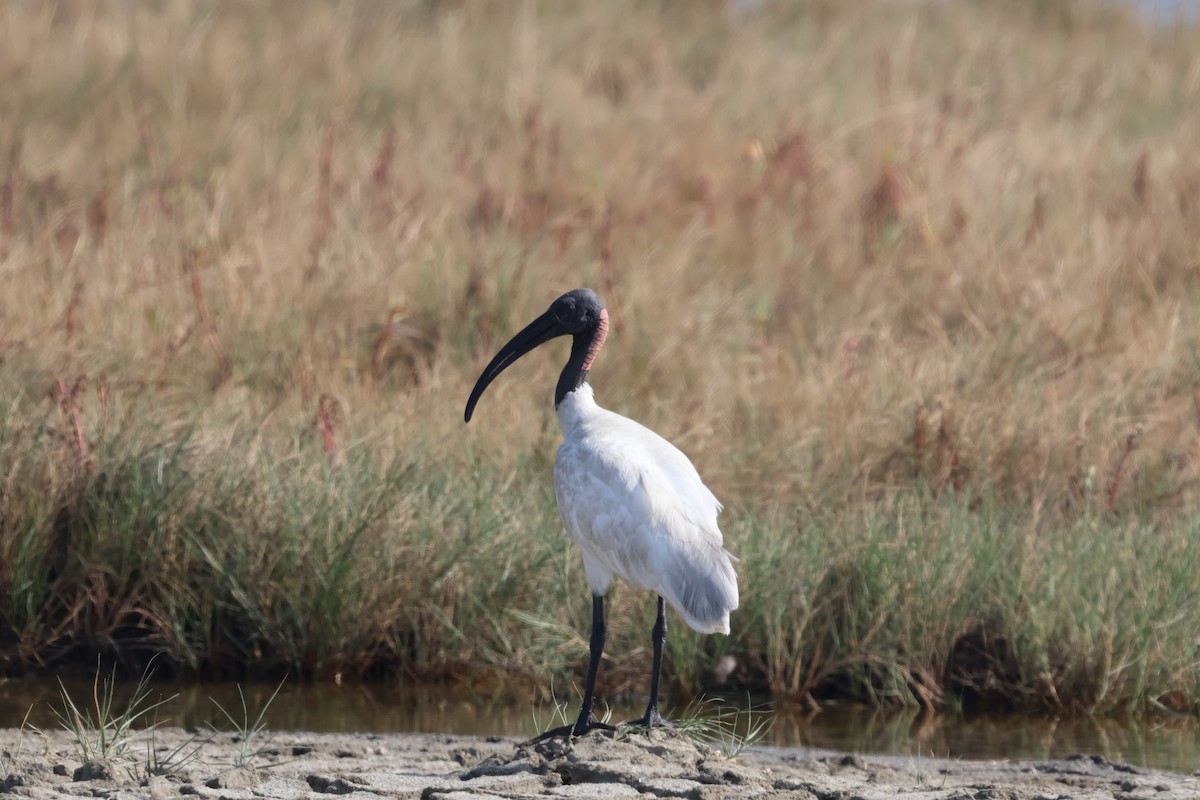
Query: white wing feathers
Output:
[[554, 404, 739, 635]]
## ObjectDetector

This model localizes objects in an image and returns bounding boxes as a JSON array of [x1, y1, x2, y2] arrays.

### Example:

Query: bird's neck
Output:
[[554, 334, 593, 407], [554, 309, 608, 408], [555, 380, 598, 436]]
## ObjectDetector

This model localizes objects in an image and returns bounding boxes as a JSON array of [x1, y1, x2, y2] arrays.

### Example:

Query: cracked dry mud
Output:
[[1, 726, 1198, 800]]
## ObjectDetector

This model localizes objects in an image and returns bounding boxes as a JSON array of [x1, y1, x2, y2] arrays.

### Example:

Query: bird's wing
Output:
[[555, 412, 737, 632]]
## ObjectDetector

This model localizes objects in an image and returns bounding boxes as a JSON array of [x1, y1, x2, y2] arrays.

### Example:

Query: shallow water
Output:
[[1, 678, 1195, 774]]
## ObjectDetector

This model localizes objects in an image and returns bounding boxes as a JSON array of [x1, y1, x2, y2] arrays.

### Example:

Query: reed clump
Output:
[[1, 0, 1198, 716]]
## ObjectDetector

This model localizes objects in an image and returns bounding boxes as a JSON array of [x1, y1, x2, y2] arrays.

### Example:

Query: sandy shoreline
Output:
[[2, 726, 1198, 799]]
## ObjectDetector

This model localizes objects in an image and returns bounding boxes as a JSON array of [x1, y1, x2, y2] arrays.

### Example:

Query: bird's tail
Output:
[[662, 540, 739, 635]]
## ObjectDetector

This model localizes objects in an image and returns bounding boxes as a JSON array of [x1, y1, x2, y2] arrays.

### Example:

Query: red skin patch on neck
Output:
[[583, 308, 609, 371]]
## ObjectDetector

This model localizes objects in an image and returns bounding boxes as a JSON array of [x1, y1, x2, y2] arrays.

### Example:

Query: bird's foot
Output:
[[530, 713, 615, 742], [625, 706, 672, 729], [572, 711, 617, 737], [528, 724, 574, 743]]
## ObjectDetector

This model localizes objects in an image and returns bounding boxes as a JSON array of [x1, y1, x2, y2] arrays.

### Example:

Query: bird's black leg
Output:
[[632, 595, 671, 728], [572, 593, 614, 736], [529, 593, 614, 741]]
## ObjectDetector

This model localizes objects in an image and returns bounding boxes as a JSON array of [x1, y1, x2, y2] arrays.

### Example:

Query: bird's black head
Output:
[[546, 288, 605, 335], [464, 288, 609, 422]]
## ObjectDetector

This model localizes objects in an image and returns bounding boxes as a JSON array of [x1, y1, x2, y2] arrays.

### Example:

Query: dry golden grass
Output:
[[1, 0, 1198, 714], [4, 0, 1199, 510]]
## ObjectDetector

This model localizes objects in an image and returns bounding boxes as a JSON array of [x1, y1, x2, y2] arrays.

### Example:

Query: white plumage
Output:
[[463, 287, 737, 735], [554, 384, 738, 634]]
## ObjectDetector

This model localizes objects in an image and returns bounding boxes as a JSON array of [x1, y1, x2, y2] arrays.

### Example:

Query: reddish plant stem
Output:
[[317, 394, 341, 466], [185, 249, 232, 385], [1133, 148, 1149, 206], [371, 306, 403, 381], [372, 125, 396, 191], [64, 283, 83, 345], [1106, 431, 1140, 512], [913, 403, 927, 476], [57, 377, 90, 468]]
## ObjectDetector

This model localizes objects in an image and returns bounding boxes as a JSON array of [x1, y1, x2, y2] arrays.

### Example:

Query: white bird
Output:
[[464, 288, 738, 736]]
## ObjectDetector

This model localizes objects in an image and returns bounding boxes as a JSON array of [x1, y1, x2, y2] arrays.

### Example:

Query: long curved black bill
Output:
[[464, 310, 563, 422]]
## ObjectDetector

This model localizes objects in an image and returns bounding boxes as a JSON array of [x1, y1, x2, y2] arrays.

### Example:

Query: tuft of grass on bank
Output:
[[1, 0, 1199, 716], [670, 695, 774, 759], [209, 680, 284, 768], [51, 662, 175, 772]]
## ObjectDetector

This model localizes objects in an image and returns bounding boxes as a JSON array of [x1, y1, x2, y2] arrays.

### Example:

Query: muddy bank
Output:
[[1, 726, 1197, 799]]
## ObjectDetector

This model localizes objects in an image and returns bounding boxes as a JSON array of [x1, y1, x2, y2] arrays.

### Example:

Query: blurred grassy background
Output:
[[1, 0, 1198, 716]]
